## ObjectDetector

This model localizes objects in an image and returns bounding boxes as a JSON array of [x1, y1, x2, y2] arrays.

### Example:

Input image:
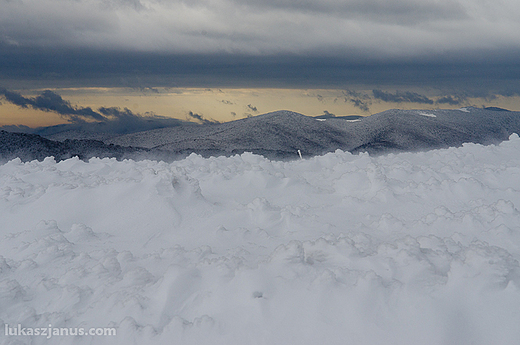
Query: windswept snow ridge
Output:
[[1, 135, 520, 344]]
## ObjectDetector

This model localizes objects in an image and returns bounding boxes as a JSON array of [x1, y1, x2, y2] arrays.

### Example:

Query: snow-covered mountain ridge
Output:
[[2, 107, 520, 162], [103, 107, 520, 156]]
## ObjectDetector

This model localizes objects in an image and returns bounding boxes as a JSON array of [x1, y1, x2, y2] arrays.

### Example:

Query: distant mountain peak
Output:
[[484, 106, 510, 112]]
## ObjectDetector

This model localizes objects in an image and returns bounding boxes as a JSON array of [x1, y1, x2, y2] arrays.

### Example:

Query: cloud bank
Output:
[[1, 0, 520, 60], [0, 89, 186, 134], [1, 88, 104, 121]]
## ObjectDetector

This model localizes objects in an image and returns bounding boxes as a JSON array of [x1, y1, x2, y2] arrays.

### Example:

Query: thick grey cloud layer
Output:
[[1, 0, 520, 58], [1, 1, 520, 108]]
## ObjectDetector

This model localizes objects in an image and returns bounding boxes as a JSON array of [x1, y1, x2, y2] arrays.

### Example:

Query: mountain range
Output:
[[2, 107, 520, 162]]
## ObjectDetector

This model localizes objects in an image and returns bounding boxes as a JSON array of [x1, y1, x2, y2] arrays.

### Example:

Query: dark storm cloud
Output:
[[187, 111, 219, 125], [372, 90, 434, 104], [0, 89, 186, 134], [2, 45, 520, 93], [0, 88, 104, 121]]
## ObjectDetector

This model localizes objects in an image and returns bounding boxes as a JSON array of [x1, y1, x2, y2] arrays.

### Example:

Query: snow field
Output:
[[1, 135, 520, 344]]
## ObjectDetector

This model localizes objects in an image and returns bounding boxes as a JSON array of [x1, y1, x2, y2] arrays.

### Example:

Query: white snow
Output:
[[418, 112, 437, 117], [2, 134, 520, 344], [457, 107, 471, 112]]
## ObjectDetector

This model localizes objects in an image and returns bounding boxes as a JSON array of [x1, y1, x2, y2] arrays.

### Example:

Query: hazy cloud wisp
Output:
[[437, 95, 465, 105], [187, 111, 220, 125], [372, 90, 434, 104], [247, 104, 258, 112]]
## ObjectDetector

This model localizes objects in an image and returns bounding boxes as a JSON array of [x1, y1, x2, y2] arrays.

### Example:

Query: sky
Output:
[[2, 0, 520, 130]]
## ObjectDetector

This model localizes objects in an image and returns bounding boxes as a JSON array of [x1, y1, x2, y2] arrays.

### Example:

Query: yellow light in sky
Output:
[[0, 103, 65, 127], [1, 87, 519, 128], [62, 87, 373, 122]]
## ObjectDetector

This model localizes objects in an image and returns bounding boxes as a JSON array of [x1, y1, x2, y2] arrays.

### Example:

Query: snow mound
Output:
[[1, 135, 520, 344]]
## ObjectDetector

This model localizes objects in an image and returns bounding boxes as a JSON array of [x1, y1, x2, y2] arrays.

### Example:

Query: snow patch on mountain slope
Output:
[[418, 112, 436, 117]]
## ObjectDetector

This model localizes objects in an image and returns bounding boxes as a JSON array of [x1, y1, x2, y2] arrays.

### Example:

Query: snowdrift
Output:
[[1, 134, 520, 344]]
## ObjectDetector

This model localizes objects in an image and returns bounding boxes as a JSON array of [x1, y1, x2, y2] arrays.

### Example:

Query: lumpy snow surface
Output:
[[2, 135, 520, 344]]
